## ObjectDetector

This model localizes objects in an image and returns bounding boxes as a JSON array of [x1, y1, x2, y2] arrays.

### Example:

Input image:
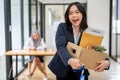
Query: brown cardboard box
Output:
[[67, 42, 107, 70]]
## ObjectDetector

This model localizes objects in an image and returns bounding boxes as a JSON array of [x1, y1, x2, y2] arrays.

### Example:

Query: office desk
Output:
[[5, 49, 55, 56], [5, 49, 56, 80]]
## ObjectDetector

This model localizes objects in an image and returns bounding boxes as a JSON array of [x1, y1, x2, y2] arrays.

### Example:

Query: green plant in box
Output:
[[93, 45, 106, 52]]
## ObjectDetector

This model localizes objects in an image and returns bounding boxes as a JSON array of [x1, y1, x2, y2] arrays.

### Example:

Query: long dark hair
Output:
[[65, 2, 88, 32]]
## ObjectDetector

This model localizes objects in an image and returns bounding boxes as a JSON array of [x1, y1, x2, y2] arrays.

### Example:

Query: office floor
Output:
[[18, 56, 56, 80], [18, 56, 120, 80]]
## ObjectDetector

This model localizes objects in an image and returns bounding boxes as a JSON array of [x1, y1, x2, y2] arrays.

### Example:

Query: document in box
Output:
[[67, 42, 107, 70], [80, 27, 104, 48], [80, 32, 103, 48], [85, 27, 104, 36]]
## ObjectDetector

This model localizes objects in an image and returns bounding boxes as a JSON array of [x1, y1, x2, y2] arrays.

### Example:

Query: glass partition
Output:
[[45, 5, 68, 49], [110, 0, 118, 61], [23, 0, 30, 66], [11, 0, 23, 76]]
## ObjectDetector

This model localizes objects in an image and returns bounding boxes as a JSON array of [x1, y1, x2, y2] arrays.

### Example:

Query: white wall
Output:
[[0, 0, 6, 79], [87, 0, 110, 53]]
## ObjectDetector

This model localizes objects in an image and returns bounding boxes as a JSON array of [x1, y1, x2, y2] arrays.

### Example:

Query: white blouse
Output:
[[23, 37, 47, 50], [72, 26, 81, 44]]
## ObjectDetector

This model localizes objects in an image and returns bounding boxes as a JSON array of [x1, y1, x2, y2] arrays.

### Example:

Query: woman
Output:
[[48, 2, 110, 80], [23, 28, 47, 80]]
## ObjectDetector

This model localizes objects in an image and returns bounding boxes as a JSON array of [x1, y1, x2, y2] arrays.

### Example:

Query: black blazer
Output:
[[48, 23, 89, 78]]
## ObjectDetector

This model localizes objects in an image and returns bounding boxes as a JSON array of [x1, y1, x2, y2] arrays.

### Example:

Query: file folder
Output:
[[80, 32, 103, 48]]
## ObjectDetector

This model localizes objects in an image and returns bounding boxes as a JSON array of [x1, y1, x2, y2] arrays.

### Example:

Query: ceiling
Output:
[[38, 0, 87, 4]]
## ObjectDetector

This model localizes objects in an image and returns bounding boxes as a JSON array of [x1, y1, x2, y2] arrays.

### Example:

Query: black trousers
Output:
[[56, 68, 88, 80]]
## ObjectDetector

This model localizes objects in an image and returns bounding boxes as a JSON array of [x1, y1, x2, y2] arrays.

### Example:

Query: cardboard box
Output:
[[67, 42, 107, 70]]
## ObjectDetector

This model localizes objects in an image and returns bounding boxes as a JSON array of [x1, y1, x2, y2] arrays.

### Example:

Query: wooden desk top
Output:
[[5, 49, 56, 56]]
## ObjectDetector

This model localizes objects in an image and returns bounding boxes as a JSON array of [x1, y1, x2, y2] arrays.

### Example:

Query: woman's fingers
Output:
[[94, 60, 110, 72], [68, 58, 82, 69]]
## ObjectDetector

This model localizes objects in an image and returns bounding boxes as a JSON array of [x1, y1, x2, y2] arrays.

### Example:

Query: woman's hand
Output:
[[68, 58, 83, 70], [29, 47, 36, 50], [94, 60, 110, 72]]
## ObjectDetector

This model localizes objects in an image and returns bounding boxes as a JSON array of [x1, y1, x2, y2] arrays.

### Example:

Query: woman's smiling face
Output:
[[32, 33, 39, 40], [69, 5, 83, 28]]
